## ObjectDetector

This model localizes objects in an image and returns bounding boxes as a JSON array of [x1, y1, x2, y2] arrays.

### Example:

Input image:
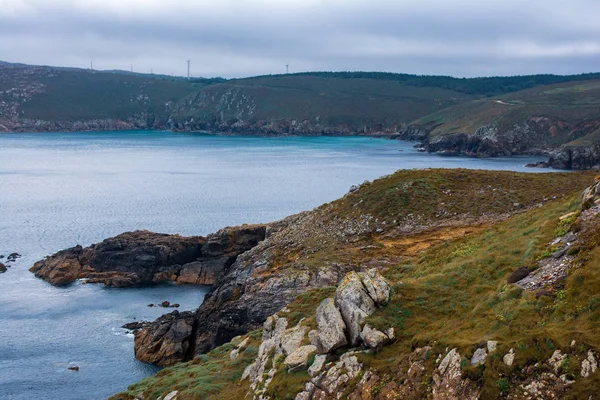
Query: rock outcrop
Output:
[[29, 226, 266, 287], [334, 269, 391, 346], [134, 311, 197, 366], [549, 144, 600, 170]]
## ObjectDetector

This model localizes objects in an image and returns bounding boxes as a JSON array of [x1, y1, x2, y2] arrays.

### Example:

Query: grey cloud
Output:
[[0, 0, 599, 77]]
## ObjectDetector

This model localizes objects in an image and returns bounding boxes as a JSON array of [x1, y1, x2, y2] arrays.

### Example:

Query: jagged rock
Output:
[[176, 261, 220, 285], [284, 345, 317, 370], [503, 348, 515, 366], [122, 321, 150, 331], [581, 350, 598, 378], [487, 340, 498, 353], [280, 325, 309, 356], [308, 354, 327, 377], [230, 337, 250, 360], [30, 231, 204, 286], [334, 269, 390, 346], [432, 348, 479, 400], [471, 348, 487, 365], [548, 350, 567, 374], [30, 226, 266, 287], [134, 311, 196, 366], [360, 324, 393, 349], [315, 298, 347, 353], [7, 252, 21, 262]]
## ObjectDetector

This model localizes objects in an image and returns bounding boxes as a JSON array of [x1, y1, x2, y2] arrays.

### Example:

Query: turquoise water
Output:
[[0, 131, 549, 399]]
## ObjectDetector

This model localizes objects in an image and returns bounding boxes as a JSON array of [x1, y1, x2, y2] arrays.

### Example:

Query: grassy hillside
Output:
[[245, 71, 600, 97], [415, 80, 600, 145], [1, 68, 204, 121], [112, 169, 600, 400], [170, 75, 476, 130]]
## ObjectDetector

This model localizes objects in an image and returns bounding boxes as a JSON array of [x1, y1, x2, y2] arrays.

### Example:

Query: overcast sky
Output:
[[1, 0, 599, 78]]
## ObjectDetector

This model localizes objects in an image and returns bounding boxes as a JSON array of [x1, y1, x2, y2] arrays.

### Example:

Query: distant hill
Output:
[[2, 61, 600, 168], [403, 80, 600, 168]]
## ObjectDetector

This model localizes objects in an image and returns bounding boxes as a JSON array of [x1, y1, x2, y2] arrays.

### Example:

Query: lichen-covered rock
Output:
[[548, 350, 567, 374], [432, 348, 479, 400], [470, 348, 487, 366], [503, 348, 515, 366], [284, 345, 317, 370], [581, 350, 598, 378], [360, 324, 393, 349], [308, 354, 327, 377], [230, 337, 250, 360], [315, 298, 347, 353], [334, 269, 390, 346]]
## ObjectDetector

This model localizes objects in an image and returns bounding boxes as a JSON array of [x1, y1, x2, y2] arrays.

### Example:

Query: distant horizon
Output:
[[3, 58, 600, 81]]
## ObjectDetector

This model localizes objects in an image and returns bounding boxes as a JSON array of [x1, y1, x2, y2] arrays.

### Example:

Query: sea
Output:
[[0, 131, 551, 399]]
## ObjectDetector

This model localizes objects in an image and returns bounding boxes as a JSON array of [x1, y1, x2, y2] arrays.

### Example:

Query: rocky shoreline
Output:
[[7, 118, 599, 170]]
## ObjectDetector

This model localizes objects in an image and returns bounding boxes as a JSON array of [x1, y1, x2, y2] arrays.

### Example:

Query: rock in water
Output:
[[7, 253, 21, 262], [0, 263, 5, 273], [29, 226, 266, 287], [134, 311, 197, 366]]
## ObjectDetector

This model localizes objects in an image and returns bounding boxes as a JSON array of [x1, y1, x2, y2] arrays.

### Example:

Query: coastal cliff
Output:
[[108, 169, 600, 400]]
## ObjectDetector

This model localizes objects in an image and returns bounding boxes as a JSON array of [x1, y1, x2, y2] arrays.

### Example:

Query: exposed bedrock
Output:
[[29, 225, 267, 287], [549, 144, 600, 170]]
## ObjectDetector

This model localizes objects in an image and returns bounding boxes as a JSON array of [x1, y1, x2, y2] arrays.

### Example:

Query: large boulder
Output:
[[315, 298, 347, 353], [134, 311, 196, 366], [334, 269, 390, 346]]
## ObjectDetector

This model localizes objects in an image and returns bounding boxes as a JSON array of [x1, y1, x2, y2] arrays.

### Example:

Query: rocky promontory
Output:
[[30, 226, 266, 287]]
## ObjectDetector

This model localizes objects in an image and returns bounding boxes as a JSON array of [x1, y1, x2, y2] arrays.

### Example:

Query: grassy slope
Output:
[[112, 169, 597, 400], [0, 67, 204, 121], [415, 80, 600, 145], [170, 75, 477, 127], [21, 71, 203, 121]]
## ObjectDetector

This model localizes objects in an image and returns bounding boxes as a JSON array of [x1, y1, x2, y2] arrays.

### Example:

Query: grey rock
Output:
[[334, 269, 390, 346], [581, 350, 598, 378], [283, 345, 317, 370], [360, 324, 393, 349], [503, 348, 515, 366], [315, 298, 347, 353], [471, 348, 487, 366]]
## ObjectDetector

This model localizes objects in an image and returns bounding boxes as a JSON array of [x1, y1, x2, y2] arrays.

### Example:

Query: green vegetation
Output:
[[242, 71, 600, 97], [15, 70, 204, 121], [111, 332, 261, 400], [416, 79, 600, 145]]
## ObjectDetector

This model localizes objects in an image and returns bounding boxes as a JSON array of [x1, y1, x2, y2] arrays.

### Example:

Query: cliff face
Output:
[[400, 117, 600, 161], [549, 144, 600, 170]]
